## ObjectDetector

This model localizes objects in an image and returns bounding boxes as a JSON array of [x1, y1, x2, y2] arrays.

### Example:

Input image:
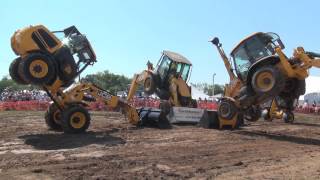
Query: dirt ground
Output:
[[1, 111, 320, 179]]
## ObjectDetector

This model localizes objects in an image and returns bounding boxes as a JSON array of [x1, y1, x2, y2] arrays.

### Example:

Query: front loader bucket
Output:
[[138, 108, 171, 129], [199, 110, 219, 129]]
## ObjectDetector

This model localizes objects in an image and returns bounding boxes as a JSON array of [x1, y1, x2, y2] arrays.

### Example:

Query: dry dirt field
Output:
[[1, 111, 320, 179]]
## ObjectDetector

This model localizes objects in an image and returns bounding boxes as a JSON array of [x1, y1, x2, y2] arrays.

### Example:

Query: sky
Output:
[[1, 0, 319, 85]]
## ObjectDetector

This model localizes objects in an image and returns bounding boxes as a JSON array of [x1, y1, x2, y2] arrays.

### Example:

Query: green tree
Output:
[[83, 70, 131, 94], [191, 82, 224, 96], [0, 76, 36, 93]]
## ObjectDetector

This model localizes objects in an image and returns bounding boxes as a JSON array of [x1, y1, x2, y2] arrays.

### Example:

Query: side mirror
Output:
[[210, 37, 221, 47]]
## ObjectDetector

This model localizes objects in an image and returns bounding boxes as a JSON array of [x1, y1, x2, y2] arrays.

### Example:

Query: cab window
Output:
[[181, 64, 190, 81], [158, 56, 171, 79], [233, 47, 251, 80]]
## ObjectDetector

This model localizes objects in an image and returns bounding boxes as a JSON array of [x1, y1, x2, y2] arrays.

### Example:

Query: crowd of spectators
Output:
[[130, 96, 160, 108], [0, 88, 50, 102], [0, 87, 218, 110]]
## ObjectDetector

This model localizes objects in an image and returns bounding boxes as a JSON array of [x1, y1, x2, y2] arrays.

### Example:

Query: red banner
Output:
[[0, 99, 218, 111], [0, 101, 50, 111]]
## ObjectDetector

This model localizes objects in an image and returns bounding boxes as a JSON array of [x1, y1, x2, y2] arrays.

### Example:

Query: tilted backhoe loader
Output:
[[210, 32, 320, 128], [127, 51, 196, 107], [9, 25, 140, 133], [127, 51, 210, 127]]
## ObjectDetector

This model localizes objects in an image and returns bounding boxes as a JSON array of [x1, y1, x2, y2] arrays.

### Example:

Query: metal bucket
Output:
[[138, 108, 171, 129]]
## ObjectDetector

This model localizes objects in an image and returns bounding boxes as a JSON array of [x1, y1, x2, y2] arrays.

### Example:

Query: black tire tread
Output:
[[61, 105, 91, 134], [9, 57, 28, 84], [18, 52, 56, 85], [45, 103, 62, 131]]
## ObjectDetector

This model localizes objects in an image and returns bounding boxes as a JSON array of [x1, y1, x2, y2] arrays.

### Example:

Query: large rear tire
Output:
[[61, 105, 91, 134], [251, 66, 284, 96], [9, 57, 28, 84], [19, 52, 56, 85], [144, 75, 156, 95], [45, 103, 62, 131]]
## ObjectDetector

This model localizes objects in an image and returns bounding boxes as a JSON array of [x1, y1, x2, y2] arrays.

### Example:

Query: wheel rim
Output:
[[255, 71, 275, 92], [70, 112, 86, 129], [219, 102, 235, 119], [29, 59, 49, 78]]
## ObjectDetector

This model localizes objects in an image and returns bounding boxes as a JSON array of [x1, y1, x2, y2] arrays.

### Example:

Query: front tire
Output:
[[61, 105, 91, 133], [218, 99, 237, 120]]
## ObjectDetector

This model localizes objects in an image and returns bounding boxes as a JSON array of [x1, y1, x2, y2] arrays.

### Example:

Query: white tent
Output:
[[191, 85, 210, 100], [300, 76, 320, 100]]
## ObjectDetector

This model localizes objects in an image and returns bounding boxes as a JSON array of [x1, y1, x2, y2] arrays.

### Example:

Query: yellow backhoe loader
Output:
[[210, 32, 320, 128], [127, 51, 196, 107], [9, 25, 140, 133], [127, 51, 211, 127]]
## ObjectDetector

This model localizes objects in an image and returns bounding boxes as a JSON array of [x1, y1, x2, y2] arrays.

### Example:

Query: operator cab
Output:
[[156, 50, 192, 86], [230, 32, 284, 81]]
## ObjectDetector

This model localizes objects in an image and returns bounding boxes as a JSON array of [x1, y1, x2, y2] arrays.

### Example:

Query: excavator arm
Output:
[[127, 70, 150, 101], [210, 37, 236, 82]]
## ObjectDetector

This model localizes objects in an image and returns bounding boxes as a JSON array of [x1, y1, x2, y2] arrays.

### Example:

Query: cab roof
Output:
[[163, 50, 192, 65], [230, 32, 263, 56]]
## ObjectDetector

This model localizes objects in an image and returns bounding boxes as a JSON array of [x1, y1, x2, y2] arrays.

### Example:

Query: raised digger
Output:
[[9, 25, 140, 133], [210, 32, 320, 128]]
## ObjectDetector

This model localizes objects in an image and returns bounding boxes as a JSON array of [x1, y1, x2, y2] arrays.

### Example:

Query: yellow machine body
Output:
[[48, 82, 140, 125], [211, 32, 320, 128], [127, 50, 194, 107], [9, 25, 139, 133], [11, 25, 62, 57]]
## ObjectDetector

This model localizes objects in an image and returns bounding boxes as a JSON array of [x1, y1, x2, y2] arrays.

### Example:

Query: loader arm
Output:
[[57, 82, 140, 125], [276, 47, 320, 80], [311, 59, 320, 68]]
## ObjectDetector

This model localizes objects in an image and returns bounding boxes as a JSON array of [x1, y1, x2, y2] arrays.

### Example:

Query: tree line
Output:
[[0, 70, 224, 96]]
